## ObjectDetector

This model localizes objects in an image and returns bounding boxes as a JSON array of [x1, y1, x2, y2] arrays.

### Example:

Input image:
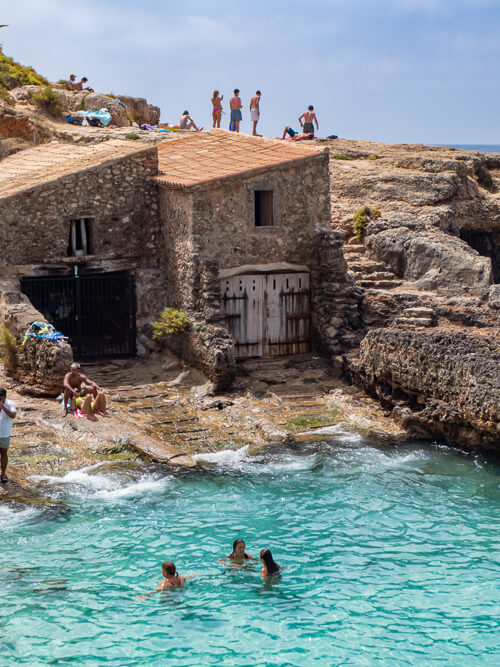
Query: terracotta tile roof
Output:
[[156, 129, 323, 188], [0, 140, 152, 199]]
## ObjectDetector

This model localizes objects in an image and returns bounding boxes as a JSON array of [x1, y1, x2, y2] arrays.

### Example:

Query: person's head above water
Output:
[[230, 539, 246, 558], [259, 548, 280, 574], [162, 561, 177, 577]]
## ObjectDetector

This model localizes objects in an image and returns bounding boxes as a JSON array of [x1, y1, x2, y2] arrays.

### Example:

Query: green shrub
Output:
[[33, 86, 61, 117], [333, 154, 356, 160], [56, 79, 73, 90], [125, 133, 140, 140], [0, 48, 48, 98], [353, 206, 381, 240], [476, 164, 494, 190], [0, 325, 18, 372], [152, 308, 190, 339]]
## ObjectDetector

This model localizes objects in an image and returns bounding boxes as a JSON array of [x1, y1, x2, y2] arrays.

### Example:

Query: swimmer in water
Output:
[[219, 539, 258, 565], [137, 561, 195, 598], [259, 548, 282, 578]]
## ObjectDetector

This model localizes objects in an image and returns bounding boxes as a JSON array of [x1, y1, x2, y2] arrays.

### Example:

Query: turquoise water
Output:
[[2, 429, 500, 665]]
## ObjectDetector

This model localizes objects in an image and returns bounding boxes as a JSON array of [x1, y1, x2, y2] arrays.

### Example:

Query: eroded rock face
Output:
[[365, 226, 492, 292], [117, 96, 160, 126], [0, 279, 72, 396], [351, 328, 500, 448]]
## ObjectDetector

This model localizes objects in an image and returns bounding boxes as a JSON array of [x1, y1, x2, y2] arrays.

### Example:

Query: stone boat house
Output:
[[0, 130, 356, 391]]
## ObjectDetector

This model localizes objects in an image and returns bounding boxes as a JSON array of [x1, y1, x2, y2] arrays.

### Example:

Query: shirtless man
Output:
[[229, 89, 242, 132], [178, 110, 203, 131], [298, 105, 319, 136], [62, 362, 106, 416], [249, 90, 261, 136], [281, 125, 314, 141], [72, 77, 93, 92]]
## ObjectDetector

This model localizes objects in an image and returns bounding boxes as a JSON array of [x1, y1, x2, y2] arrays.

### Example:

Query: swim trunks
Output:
[[287, 127, 297, 137], [0, 437, 10, 450], [230, 109, 242, 123], [250, 108, 259, 122], [303, 122, 314, 135]]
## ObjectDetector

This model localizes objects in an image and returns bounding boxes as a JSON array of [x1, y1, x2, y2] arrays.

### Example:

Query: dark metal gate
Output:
[[21, 271, 136, 360]]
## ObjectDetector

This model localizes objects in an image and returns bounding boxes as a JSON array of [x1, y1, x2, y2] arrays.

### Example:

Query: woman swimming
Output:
[[259, 548, 282, 578], [137, 561, 194, 598], [211, 90, 223, 128], [219, 539, 257, 565]]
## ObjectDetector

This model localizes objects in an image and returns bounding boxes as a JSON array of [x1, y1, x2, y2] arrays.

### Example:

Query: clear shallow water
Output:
[[2, 433, 500, 666]]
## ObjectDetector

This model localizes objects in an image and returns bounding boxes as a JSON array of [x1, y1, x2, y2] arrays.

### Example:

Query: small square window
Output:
[[254, 190, 274, 227]]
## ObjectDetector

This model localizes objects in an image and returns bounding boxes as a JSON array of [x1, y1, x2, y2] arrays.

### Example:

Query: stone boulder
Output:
[[366, 227, 492, 291], [83, 93, 130, 127], [489, 285, 500, 309], [0, 278, 73, 396], [116, 96, 160, 126]]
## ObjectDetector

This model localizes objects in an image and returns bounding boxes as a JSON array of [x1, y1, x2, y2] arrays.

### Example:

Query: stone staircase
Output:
[[343, 242, 403, 290], [394, 306, 435, 328]]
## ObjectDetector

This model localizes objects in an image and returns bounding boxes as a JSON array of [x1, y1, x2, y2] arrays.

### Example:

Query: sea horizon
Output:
[[436, 143, 500, 153]]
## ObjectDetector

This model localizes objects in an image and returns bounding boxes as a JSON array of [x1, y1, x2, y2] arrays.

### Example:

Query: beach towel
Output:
[[22, 322, 67, 346], [77, 109, 113, 127]]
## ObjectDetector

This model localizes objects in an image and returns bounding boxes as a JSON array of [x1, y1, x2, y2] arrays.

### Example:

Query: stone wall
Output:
[[0, 147, 160, 269], [190, 154, 331, 270]]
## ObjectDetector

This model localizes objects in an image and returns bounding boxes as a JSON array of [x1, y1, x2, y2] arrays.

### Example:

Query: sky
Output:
[[2, 0, 500, 143]]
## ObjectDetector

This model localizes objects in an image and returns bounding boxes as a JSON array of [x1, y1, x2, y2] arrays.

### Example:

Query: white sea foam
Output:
[[30, 465, 171, 499], [193, 445, 250, 466], [0, 505, 40, 529], [194, 445, 318, 474]]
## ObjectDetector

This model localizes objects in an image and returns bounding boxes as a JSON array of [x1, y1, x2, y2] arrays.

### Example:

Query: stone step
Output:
[[347, 260, 387, 274], [342, 245, 366, 255], [358, 278, 403, 289], [357, 271, 398, 281], [394, 317, 434, 327], [403, 307, 435, 318]]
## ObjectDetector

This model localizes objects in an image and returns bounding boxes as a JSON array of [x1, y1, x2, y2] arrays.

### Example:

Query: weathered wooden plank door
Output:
[[221, 272, 310, 359], [221, 275, 264, 358], [266, 273, 310, 356]]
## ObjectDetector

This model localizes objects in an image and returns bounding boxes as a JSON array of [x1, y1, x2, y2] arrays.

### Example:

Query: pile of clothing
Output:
[[22, 322, 67, 346]]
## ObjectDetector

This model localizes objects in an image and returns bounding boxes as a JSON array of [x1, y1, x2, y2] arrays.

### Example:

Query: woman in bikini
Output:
[[219, 539, 258, 566], [259, 548, 282, 579], [211, 90, 223, 128], [137, 561, 195, 598]]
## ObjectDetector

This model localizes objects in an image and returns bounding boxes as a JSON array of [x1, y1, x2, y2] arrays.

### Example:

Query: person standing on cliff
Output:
[[250, 91, 261, 136], [229, 89, 243, 132], [298, 105, 319, 136], [0, 388, 16, 483]]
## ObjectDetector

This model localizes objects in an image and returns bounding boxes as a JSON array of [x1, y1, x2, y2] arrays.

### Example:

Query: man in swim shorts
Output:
[[250, 90, 261, 136], [298, 105, 319, 136], [62, 362, 107, 416], [229, 89, 243, 132], [281, 125, 314, 141], [0, 388, 16, 483]]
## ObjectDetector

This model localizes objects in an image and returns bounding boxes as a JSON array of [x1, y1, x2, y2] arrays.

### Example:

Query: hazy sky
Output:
[[3, 0, 499, 143]]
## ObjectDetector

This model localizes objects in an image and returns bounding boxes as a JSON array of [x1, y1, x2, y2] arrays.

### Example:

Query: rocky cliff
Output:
[[321, 138, 500, 449]]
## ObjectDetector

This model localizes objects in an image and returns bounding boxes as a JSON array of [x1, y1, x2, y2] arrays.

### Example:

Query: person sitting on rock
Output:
[[62, 362, 107, 417], [72, 77, 93, 92], [177, 111, 203, 131]]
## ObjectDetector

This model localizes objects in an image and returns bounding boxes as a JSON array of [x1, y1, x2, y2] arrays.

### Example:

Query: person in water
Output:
[[219, 539, 258, 565], [137, 561, 194, 598], [259, 548, 282, 578], [211, 90, 223, 128]]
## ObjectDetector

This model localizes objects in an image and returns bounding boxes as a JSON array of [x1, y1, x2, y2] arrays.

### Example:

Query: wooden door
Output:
[[221, 272, 310, 359], [266, 273, 310, 356], [221, 275, 264, 358]]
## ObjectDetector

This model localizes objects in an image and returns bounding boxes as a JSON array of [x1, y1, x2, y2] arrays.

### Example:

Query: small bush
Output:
[[152, 308, 190, 339], [0, 325, 18, 373], [125, 133, 140, 140], [476, 164, 494, 190], [333, 154, 356, 160], [33, 86, 61, 117], [56, 79, 73, 90], [353, 206, 381, 240]]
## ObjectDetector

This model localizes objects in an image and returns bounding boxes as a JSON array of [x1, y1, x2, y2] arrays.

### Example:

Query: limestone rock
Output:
[[83, 94, 129, 127], [489, 285, 500, 309], [116, 96, 160, 126], [351, 327, 500, 448]]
